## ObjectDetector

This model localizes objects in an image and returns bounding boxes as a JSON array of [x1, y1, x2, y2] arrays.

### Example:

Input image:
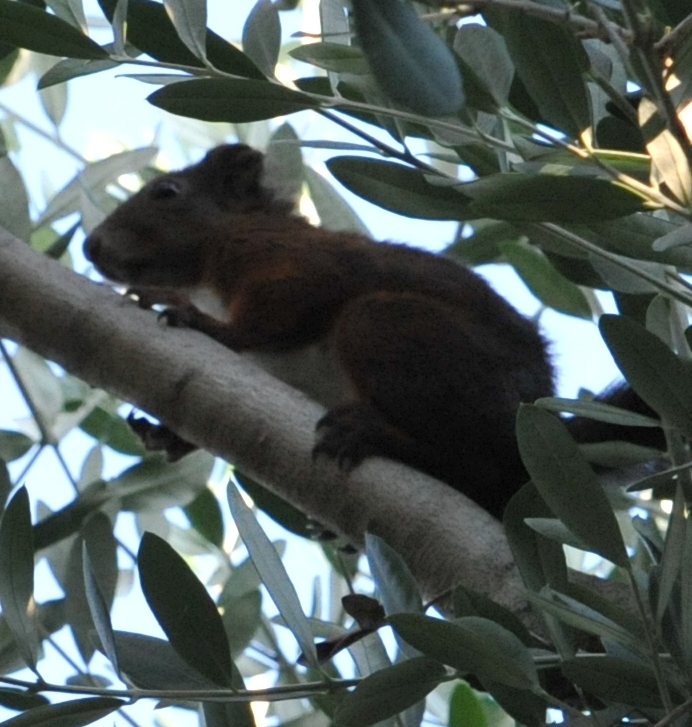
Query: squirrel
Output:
[[83, 144, 663, 520]]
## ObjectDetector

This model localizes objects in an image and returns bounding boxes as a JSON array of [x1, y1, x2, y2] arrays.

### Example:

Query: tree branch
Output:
[[0, 228, 530, 615]]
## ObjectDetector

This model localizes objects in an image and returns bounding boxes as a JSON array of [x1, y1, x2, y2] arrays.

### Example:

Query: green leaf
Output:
[[148, 78, 316, 123], [639, 97, 692, 207], [600, 314, 692, 439], [365, 534, 423, 618], [266, 122, 303, 201], [527, 589, 642, 651], [561, 656, 668, 707], [0, 697, 124, 727], [0, 487, 39, 671], [220, 589, 262, 657], [78, 407, 146, 456], [305, 166, 370, 235], [453, 24, 513, 107], [236, 473, 312, 538], [500, 243, 592, 318], [503, 482, 568, 593], [389, 614, 538, 690], [112, 631, 220, 689], [242, 0, 281, 78], [463, 174, 647, 222], [523, 518, 590, 551], [138, 532, 233, 686], [37, 57, 118, 90], [351, 0, 464, 116], [227, 478, 317, 666], [290, 42, 369, 75], [82, 542, 119, 675], [98, 0, 264, 79], [82, 513, 117, 608], [0, 461, 10, 516], [0, 0, 108, 59], [657, 485, 686, 622], [64, 536, 97, 663], [39, 147, 158, 226], [448, 682, 487, 727], [335, 657, 446, 727], [516, 405, 629, 568], [117, 450, 215, 511], [183, 487, 224, 547], [327, 157, 470, 220], [499, 11, 590, 138], [0, 431, 34, 463], [535, 397, 661, 428], [0, 153, 30, 241], [451, 585, 534, 647], [163, 0, 207, 60]]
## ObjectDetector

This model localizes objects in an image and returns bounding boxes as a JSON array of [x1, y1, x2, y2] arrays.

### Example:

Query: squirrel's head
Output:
[[84, 144, 293, 287]]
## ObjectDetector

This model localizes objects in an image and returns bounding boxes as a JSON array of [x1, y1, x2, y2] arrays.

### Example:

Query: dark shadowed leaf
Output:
[[535, 397, 660, 427], [500, 243, 592, 318], [656, 485, 686, 622], [0, 461, 9, 515], [242, 0, 281, 77], [561, 656, 669, 707], [0, 0, 108, 59], [327, 157, 470, 220], [453, 24, 513, 107], [503, 483, 569, 593], [148, 78, 317, 122], [389, 614, 538, 690], [183, 487, 224, 547], [499, 11, 590, 138], [64, 537, 96, 663], [138, 532, 233, 685], [112, 631, 220, 689], [516, 405, 629, 568], [351, 0, 464, 116], [0, 487, 39, 671], [335, 657, 446, 727], [83, 543, 118, 675], [0, 688, 49, 711], [0, 697, 124, 727], [451, 585, 534, 647], [600, 315, 692, 439], [227, 479, 317, 666], [203, 701, 256, 727], [235, 473, 312, 538], [0, 154, 30, 241], [98, 0, 264, 78], [463, 174, 647, 222], [527, 589, 642, 651]]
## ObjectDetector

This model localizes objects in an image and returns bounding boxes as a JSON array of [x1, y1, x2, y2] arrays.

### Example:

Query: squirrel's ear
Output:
[[201, 144, 265, 200]]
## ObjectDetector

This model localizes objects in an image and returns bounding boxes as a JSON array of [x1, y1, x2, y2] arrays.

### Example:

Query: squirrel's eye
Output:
[[150, 179, 182, 200]]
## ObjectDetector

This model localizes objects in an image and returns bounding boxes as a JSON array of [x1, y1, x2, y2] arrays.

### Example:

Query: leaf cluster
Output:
[[1, 0, 692, 726]]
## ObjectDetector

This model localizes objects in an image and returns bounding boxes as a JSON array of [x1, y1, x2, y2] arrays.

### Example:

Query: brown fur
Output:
[[84, 144, 556, 519]]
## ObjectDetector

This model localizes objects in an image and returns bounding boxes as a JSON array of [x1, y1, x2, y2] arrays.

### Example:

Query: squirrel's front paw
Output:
[[313, 404, 382, 471]]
